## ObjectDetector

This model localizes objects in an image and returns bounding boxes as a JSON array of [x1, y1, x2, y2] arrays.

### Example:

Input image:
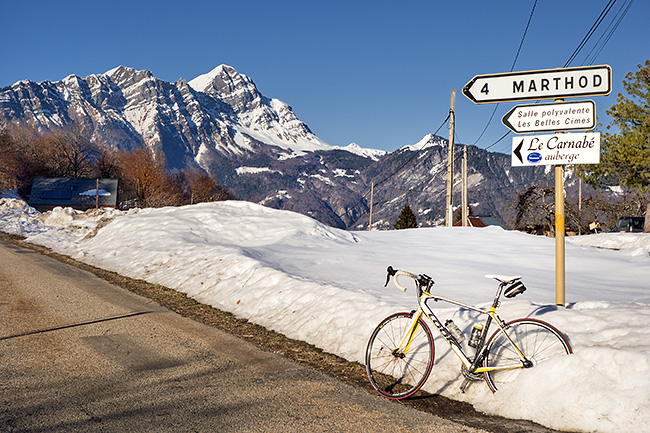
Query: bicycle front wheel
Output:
[[365, 312, 434, 399], [483, 318, 572, 393]]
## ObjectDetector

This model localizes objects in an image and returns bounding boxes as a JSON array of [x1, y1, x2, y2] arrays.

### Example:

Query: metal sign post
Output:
[[554, 99, 566, 307], [463, 65, 611, 307], [555, 163, 566, 306]]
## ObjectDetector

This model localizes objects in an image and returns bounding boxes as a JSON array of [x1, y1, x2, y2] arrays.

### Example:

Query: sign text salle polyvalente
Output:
[[463, 65, 612, 104], [502, 100, 596, 134]]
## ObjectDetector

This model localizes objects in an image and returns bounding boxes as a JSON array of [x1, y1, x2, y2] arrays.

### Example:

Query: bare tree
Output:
[[514, 186, 556, 235], [180, 168, 234, 204], [41, 124, 100, 178], [118, 147, 183, 208]]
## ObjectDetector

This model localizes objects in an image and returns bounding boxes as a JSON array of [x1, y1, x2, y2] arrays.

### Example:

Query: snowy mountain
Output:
[[399, 133, 447, 151], [333, 143, 387, 161], [1, 65, 552, 229], [187, 65, 332, 156], [0, 65, 334, 163]]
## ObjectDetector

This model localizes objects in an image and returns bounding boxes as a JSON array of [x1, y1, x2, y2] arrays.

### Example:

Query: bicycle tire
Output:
[[483, 318, 572, 393], [365, 312, 435, 399]]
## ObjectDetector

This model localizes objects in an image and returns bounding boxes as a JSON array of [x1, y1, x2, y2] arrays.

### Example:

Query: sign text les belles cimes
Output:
[[502, 100, 596, 134]]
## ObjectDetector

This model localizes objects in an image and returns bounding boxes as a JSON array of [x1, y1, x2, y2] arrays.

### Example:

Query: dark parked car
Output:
[[610, 216, 645, 233]]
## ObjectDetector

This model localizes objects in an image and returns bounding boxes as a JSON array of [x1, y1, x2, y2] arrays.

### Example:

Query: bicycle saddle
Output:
[[485, 275, 522, 284]]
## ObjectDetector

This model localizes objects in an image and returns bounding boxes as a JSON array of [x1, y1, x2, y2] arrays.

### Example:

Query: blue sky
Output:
[[3, 0, 646, 153]]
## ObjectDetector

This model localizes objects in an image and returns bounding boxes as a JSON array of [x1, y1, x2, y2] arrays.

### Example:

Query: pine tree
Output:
[[582, 60, 650, 231], [394, 205, 418, 229]]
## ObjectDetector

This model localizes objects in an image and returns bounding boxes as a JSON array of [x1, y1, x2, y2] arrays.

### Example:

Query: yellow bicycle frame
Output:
[[397, 290, 529, 374]]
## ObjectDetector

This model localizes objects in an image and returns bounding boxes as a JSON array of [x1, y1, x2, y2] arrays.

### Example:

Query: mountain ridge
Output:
[[1, 65, 553, 229]]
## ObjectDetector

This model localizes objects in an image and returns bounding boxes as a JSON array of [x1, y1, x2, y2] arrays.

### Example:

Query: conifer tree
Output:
[[394, 205, 418, 229], [582, 60, 650, 231]]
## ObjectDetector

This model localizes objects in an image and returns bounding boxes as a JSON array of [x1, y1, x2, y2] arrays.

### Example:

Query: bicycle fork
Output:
[[394, 310, 425, 357]]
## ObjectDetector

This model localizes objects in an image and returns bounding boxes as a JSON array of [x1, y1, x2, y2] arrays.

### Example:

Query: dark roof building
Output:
[[29, 178, 118, 211], [453, 216, 508, 229]]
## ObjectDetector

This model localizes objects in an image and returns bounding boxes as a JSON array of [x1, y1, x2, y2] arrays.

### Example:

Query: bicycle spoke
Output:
[[365, 312, 435, 399], [483, 319, 572, 392]]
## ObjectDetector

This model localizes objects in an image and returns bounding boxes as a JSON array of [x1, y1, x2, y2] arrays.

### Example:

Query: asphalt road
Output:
[[0, 239, 488, 433]]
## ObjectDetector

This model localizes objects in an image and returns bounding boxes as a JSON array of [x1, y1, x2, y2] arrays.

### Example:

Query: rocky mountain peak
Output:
[[189, 64, 262, 113], [399, 133, 446, 152], [103, 66, 153, 85]]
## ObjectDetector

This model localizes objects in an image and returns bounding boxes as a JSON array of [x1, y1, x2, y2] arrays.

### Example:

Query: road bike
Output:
[[365, 266, 572, 399]]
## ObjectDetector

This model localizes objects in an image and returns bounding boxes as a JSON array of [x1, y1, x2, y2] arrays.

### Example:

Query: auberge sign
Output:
[[511, 132, 601, 167]]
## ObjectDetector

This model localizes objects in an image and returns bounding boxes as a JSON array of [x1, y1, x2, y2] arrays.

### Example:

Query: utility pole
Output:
[[462, 145, 468, 226], [555, 101, 566, 306], [555, 164, 566, 306], [578, 176, 582, 235], [368, 182, 374, 231], [446, 89, 455, 227]]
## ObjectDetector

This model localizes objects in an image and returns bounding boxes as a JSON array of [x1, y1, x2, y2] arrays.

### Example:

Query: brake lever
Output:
[[385, 266, 397, 287]]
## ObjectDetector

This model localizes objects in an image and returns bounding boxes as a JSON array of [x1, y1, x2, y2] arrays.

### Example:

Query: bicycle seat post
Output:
[[490, 282, 505, 309]]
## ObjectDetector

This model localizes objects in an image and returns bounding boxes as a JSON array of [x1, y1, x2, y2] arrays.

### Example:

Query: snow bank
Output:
[[1, 198, 649, 432]]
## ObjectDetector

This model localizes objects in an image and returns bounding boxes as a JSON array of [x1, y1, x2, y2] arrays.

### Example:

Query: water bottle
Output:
[[445, 319, 465, 343], [468, 323, 483, 348]]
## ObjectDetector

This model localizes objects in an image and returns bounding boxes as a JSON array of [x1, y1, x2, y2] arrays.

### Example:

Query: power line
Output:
[[368, 114, 450, 193], [582, 0, 634, 65], [339, 0, 631, 227], [343, 114, 450, 221], [471, 1, 626, 155], [469, 0, 538, 146], [472, 0, 623, 149], [564, 0, 617, 67], [510, 0, 538, 72], [360, 0, 537, 198]]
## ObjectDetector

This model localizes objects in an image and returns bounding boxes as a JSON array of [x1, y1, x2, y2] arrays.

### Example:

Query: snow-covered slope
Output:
[[2, 197, 650, 433], [334, 142, 387, 160], [399, 133, 447, 151]]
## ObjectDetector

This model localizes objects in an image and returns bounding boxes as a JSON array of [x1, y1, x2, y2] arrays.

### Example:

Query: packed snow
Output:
[[1, 197, 650, 433]]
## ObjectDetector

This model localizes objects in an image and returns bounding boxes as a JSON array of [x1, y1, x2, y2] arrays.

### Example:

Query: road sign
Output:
[[511, 132, 601, 167], [502, 100, 596, 134], [463, 65, 611, 104]]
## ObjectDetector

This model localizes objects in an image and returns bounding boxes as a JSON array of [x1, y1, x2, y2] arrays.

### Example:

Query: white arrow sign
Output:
[[463, 65, 612, 104], [512, 132, 601, 167], [502, 100, 596, 134]]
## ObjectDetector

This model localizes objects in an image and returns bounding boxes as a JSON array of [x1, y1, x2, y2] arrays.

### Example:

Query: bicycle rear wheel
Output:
[[483, 318, 572, 393], [365, 312, 434, 399]]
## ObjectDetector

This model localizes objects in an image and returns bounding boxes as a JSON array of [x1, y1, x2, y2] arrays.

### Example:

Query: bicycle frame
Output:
[[397, 289, 529, 375]]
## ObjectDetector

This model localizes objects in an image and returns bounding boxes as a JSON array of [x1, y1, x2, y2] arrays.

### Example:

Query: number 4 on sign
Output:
[[481, 83, 489, 95]]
